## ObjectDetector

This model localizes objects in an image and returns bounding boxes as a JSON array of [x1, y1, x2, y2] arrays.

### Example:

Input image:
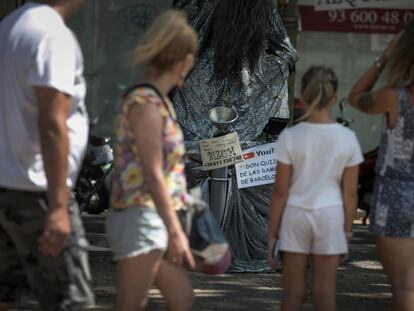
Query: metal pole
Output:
[[206, 107, 238, 226], [209, 167, 228, 226]]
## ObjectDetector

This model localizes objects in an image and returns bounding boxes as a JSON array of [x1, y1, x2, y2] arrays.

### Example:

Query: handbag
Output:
[[177, 194, 231, 275]]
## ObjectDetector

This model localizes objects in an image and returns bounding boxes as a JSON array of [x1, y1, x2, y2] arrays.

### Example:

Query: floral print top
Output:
[[111, 86, 187, 210]]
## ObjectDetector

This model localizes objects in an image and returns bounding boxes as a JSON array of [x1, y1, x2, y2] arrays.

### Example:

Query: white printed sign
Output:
[[200, 132, 243, 171], [314, 0, 413, 11], [235, 143, 277, 189]]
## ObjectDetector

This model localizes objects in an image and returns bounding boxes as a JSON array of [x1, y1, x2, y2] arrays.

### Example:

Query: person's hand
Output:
[[382, 31, 403, 61], [38, 207, 71, 256], [340, 231, 352, 265], [267, 237, 280, 270], [167, 229, 196, 270]]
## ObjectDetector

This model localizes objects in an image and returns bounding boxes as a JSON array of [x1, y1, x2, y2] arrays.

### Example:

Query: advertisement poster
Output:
[[299, 0, 414, 33], [235, 143, 277, 189], [314, 0, 413, 11]]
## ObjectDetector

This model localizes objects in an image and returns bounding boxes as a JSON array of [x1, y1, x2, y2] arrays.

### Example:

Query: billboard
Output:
[[299, 0, 414, 33]]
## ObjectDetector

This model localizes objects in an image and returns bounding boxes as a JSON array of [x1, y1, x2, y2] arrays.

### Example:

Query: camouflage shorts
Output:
[[0, 188, 95, 311]]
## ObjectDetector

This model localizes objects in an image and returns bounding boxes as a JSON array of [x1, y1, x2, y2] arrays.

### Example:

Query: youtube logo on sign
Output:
[[243, 152, 255, 160]]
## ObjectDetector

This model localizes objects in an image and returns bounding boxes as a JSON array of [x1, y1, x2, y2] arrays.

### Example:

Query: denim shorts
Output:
[[106, 206, 168, 260]]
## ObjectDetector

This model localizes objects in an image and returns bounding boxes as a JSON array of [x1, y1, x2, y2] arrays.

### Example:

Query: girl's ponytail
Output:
[[299, 66, 338, 121]]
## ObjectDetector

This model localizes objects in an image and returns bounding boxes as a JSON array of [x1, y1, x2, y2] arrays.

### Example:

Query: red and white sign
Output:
[[299, 5, 414, 33], [313, 0, 413, 11], [235, 143, 277, 189]]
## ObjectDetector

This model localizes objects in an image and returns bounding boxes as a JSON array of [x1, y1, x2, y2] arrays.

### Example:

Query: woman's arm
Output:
[[268, 162, 292, 267], [128, 100, 195, 268], [347, 65, 394, 115], [348, 33, 401, 115], [341, 165, 359, 236]]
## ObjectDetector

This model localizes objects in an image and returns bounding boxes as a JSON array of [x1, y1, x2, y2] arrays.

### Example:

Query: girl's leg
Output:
[[281, 252, 308, 311], [154, 260, 194, 311], [115, 249, 163, 311], [311, 255, 339, 311], [377, 236, 414, 311]]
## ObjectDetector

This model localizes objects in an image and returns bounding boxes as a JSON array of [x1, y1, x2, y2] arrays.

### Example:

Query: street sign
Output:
[[235, 143, 277, 189], [200, 133, 243, 171]]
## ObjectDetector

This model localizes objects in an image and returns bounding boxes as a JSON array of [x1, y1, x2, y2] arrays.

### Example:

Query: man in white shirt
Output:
[[0, 1, 94, 310]]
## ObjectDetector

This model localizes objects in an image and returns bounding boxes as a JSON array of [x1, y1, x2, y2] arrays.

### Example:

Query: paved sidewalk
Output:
[[12, 216, 391, 311]]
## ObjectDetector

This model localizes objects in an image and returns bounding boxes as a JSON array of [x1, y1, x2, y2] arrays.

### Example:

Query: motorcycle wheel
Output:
[[83, 173, 112, 214]]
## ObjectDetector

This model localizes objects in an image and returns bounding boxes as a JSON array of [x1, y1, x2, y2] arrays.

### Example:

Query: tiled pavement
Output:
[[12, 215, 391, 311]]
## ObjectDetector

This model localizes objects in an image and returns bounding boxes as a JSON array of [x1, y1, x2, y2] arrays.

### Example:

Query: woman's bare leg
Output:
[[154, 260, 194, 311], [377, 236, 414, 311], [312, 255, 340, 311], [281, 252, 308, 311], [115, 250, 162, 311]]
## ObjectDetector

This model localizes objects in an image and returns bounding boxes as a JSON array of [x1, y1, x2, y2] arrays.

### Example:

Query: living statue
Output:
[[172, 0, 297, 272]]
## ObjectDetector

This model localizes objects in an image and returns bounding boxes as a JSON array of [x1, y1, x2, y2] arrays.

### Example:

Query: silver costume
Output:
[[172, 0, 297, 272]]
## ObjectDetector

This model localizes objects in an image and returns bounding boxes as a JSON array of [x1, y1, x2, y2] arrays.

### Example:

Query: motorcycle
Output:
[[74, 119, 113, 214]]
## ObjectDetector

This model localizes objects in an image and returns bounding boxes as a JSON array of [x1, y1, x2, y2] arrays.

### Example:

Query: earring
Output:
[[177, 75, 185, 89]]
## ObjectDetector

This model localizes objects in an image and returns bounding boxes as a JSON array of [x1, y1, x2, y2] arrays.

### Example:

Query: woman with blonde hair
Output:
[[348, 19, 414, 311], [106, 10, 198, 311], [268, 66, 363, 311]]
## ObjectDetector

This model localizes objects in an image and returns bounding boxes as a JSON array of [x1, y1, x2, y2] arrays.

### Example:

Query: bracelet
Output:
[[374, 56, 387, 71]]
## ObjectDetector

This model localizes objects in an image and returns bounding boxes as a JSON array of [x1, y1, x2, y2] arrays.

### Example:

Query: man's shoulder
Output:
[[7, 3, 71, 42]]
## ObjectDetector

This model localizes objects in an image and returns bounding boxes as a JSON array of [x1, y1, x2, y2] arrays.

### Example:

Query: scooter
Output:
[[74, 119, 113, 214]]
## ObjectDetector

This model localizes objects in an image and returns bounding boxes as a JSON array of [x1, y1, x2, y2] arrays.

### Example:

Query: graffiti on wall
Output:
[[117, 4, 159, 36]]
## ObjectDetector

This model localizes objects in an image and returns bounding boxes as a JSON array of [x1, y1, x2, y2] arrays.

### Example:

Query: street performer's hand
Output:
[[267, 237, 280, 270], [167, 229, 196, 270], [38, 207, 71, 256]]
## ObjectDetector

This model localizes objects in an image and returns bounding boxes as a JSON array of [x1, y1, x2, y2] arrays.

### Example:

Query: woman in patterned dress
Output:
[[348, 19, 414, 311], [105, 10, 198, 311]]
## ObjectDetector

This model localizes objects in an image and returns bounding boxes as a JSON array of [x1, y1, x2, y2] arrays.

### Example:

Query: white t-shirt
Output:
[[0, 2, 88, 191], [276, 122, 364, 210]]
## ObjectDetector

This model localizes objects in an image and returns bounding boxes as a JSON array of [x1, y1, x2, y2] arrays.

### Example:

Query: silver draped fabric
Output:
[[172, 0, 297, 272]]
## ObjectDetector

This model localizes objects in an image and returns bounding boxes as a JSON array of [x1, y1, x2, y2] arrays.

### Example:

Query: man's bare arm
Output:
[[35, 86, 71, 256]]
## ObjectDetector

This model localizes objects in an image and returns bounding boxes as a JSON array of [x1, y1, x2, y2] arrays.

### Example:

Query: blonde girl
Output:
[[268, 66, 363, 311], [106, 10, 198, 311]]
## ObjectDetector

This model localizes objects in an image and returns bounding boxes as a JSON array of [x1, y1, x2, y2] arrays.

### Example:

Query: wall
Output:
[[68, 0, 172, 137], [294, 31, 390, 152], [295, 0, 413, 152]]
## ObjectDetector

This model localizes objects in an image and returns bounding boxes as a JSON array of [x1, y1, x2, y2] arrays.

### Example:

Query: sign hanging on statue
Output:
[[200, 133, 243, 171], [235, 143, 277, 189]]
